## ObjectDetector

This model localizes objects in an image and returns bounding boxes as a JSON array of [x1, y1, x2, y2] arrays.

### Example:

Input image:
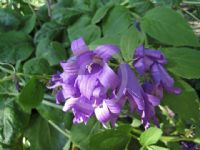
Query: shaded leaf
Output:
[[25, 115, 66, 150], [89, 125, 131, 150], [0, 31, 34, 64], [36, 39, 67, 66], [23, 57, 52, 75], [18, 78, 44, 111], [0, 98, 29, 146], [70, 118, 101, 150], [162, 79, 200, 122]]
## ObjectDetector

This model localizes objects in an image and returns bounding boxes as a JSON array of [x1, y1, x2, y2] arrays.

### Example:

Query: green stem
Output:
[[48, 120, 70, 138], [0, 75, 13, 83], [131, 128, 200, 144], [17, 72, 51, 80], [0, 66, 13, 74], [183, 1, 200, 5], [181, 9, 200, 21], [42, 100, 63, 110]]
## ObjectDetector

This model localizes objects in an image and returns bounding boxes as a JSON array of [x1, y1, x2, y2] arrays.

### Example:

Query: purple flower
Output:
[[134, 45, 166, 75], [133, 45, 181, 96], [48, 37, 121, 125], [180, 141, 196, 150], [151, 63, 181, 95], [117, 63, 160, 128]]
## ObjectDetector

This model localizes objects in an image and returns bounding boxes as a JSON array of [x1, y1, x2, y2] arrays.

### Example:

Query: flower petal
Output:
[[118, 63, 144, 110], [145, 49, 167, 64], [134, 58, 145, 75], [60, 59, 78, 74], [146, 94, 160, 106], [104, 99, 120, 114], [71, 37, 89, 56], [75, 74, 98, 99], [56, 90, 65, 104], [95, 101, 111, 123], [63, 97, 79, 112], [94, 44, 119, 62], [134, 45, 145, 58], [98, 63, 119, 89]]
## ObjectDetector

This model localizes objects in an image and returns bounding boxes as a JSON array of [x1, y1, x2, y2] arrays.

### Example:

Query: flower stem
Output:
[[42, 100, 63, 110], [48, 120, 70, 138]]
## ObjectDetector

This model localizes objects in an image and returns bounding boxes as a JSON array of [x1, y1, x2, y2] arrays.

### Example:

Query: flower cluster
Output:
[[48, 38, 181, 128]]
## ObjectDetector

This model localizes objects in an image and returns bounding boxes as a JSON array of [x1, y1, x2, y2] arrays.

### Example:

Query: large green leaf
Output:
[[120, 26, 144, 62], [141, 7, 199, 46], [89, 125, 131, 150], [70, 118, 101, 150], [25, 115, 66, 150], [89, 35, 120, 49], [92, 3, 113, 24], [18, 78, 44, 111], [129, 0, 154, 15], [162, 47, 200, 79], [23, 57, 52, 75], [68, 24, 101, 44], [36, 39, 67, 66], [0, 8, 21, 31], [162, 79, 200, 122], [21, 14, 36, 34], [0, 98, 29, 146], [102, 6, 132, 36], [37, 103, 73, 128], [139, 127, 163, 147], [51, 8, 81, 25], [0, 31, 34, 64], [34, 21, 63, 44]]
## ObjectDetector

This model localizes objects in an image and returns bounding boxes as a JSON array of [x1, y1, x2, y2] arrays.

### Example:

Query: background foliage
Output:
[[0, 0, 200, 150]]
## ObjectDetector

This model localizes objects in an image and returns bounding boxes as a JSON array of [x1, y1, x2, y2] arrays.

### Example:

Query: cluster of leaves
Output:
[[0, 0, 200, 150]]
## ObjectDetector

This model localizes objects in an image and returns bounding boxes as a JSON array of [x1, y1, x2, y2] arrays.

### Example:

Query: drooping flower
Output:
[[133, 45, 181, 97], [48, 37, 121, 125], [117, 63, 160, 128], [134, 45, 166, 75]]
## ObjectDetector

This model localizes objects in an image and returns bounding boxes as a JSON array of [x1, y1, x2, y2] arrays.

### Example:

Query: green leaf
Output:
[[89, 35, 120, 49], [103, 6, 132, 36], [89, 125, 131, 150], [23, 58, 52, 75], [147, 145, 169, 150], [120, 26, 144, 62], [141, 7, 199, 46], [0, 8, 21, 31], [68, 24, 101, 44], [34, 21, 63, 44], [21, 13, 36, 34], [129, 0, 154, 15], [70, 118, 101, 150], [51, 8, 81, 25], [0, 31, 34, 64], [37, 103, 73, 128], [18, 78, 44, 111], [36, 39, 67, 66], [25, 115, 66, 150], [92, 3, 113, 24], [140, 127, 163, 146], [162, 79, 200, 122], [0, 98, 30, 146], [161, 47, 200, 79]]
